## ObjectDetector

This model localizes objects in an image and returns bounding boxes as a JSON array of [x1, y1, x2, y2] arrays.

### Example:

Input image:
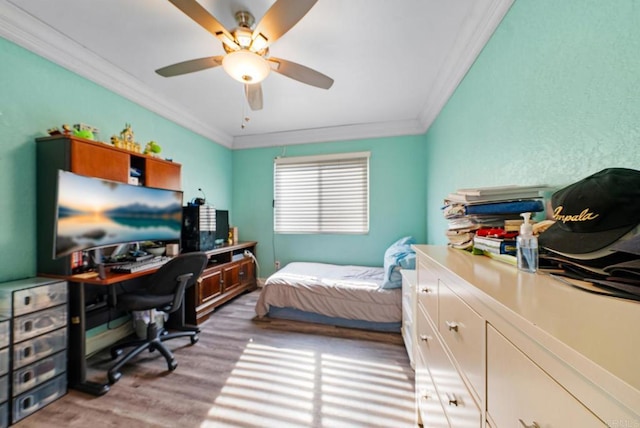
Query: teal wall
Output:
[[424, 0, 640, 245], [3, 0, 640, 281], [0, 37, 232, 283], [232, 136, 427, 277]]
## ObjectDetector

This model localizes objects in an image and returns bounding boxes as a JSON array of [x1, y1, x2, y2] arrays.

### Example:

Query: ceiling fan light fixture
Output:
[[222, 50, 271, 84], [219, 33, 239, 51], [234, 27, 253, 48], [250, 33, 269, 52]]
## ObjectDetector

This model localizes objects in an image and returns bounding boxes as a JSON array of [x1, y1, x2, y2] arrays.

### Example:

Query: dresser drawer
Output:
[[0, 349, 7, 378], [9, 281, 67, 317], [0, 402, 7, 428], [419, 307, 481, 426], [12, 374, 66, 424], [0, 376, 7, 404], [487, 325, 605, 427], [12, 305, 68, 343], [415, 351, 448, 427], [417, 259, 438, 323], [438, 278, 484, 400], [12, 327, 67, 370], [0, 320, 8, 349], [12, 351, 66, 396]]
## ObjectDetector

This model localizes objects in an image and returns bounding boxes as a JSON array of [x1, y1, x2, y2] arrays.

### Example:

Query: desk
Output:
[[42, 242, 257, 396], [44, 268, 161, 396]]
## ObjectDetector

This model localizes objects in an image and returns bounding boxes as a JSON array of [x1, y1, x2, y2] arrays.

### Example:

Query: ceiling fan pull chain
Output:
[[241, 86, 250, 129]]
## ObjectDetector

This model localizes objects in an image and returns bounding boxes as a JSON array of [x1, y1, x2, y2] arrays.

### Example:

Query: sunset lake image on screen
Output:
[[54, 170, 182, 258]]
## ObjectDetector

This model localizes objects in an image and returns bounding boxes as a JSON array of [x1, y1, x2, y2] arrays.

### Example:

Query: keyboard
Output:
[[110, 256, 171, 274]]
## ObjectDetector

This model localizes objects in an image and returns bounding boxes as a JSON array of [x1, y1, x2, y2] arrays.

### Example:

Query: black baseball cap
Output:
[[539, 168, 640, 254]]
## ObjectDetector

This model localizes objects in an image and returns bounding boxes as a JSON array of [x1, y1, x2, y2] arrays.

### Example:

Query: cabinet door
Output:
[[223, 263, 241, 293], [238, 258, 255, 287], [70, 140, 129, 182], [199, 268, 222, 305], [145, 158, 181, 190], [487, 325, 605, 427]]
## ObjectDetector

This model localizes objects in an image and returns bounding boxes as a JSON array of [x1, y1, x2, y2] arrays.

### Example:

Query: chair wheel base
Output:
[[108, 371, 122, 385], [168, 359, 177, 371], [190, 334, 199, 345], [111, 348, 122, 360]]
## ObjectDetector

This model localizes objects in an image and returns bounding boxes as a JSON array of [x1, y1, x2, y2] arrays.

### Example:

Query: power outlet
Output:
[[275, 260, 281, 270]]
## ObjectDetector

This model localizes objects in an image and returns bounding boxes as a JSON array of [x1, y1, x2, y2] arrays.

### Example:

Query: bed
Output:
[[254, 236, 417, 333], [255, 262, 402, 332]]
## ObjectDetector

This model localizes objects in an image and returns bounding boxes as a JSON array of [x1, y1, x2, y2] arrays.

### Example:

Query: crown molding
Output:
[[0, 0, 234, 148], [417, 0, 514, 132], [232, 119, 425, 150], [0, 0, 512, 151], [232, 0, 514, 149]]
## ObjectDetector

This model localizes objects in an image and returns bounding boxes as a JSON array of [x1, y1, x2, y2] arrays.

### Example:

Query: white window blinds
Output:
[[274, 152, 370, 234]]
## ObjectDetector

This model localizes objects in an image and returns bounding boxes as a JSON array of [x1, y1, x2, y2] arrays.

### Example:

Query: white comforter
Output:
[[255, 262, 402, 323]]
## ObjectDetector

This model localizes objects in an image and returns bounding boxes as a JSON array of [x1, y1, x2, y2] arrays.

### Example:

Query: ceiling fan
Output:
[[156, 0, 334, 111]]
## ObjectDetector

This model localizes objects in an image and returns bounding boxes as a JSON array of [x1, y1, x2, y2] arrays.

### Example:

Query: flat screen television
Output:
[[54, 170, 183, 259]]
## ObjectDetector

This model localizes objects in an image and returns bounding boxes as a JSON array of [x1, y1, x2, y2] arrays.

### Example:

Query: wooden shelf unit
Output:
[[35, 135, 182, 276]]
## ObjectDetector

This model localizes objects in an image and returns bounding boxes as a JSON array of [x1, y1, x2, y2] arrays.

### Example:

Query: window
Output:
[[274, 152, 370, 234]]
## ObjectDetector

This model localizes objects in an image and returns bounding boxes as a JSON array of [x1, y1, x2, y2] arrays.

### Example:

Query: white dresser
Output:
[[401, 269, 417, 369], [413, 245, 640, 427]]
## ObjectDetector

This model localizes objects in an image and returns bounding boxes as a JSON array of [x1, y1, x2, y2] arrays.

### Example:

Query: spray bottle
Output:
[[517, 212, 538, 273]]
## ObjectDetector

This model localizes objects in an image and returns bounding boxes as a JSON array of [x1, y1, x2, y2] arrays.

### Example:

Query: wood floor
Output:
[[14, 289, 416, 428]]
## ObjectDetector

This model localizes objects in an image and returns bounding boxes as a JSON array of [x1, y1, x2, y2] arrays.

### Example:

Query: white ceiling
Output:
[[0, 0, 512, 149]]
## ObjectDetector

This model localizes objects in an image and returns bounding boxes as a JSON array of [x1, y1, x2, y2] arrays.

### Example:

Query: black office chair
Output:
[[107, 252, 208, 385]]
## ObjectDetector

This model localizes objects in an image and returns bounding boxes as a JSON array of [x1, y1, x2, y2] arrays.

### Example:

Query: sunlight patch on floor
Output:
[[202, 340, 414, 427]]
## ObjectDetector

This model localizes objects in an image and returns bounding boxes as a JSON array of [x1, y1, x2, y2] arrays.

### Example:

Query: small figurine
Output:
[[144, 141, 162, 156], [110, 135, 124, 149], [73, 123, 99, 140], [121, 124, 134, 144]]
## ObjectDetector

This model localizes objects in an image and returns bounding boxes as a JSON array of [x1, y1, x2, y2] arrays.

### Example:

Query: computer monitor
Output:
[[215, 210, 229, 245], [53, 170, 183, 259]]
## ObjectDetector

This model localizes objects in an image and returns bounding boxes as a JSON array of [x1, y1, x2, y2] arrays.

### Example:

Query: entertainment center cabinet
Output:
[[184, 241, 258, 325], [412, 245, 639, 427]]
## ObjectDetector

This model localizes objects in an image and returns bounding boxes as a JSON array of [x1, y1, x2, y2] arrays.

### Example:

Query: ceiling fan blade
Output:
[[155, 56, 223, 77], [268, 57, 333, 89], [168, 0, 239, 50], [252, 0, 317, 49], [245, 83, 264, 111]]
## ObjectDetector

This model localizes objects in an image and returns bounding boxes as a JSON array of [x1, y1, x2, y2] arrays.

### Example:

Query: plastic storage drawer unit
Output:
[[12, 374, 66, 423], [12, 351, 67, 396], [0, 402, 7, 428], [0, 279, 67, 318], [11, 305, 67, 344], [12, 328, 67, 370], [0, 277, 68, 425]]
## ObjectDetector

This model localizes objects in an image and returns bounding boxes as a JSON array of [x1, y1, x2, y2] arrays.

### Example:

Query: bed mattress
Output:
[[255, 262, 402, 324]]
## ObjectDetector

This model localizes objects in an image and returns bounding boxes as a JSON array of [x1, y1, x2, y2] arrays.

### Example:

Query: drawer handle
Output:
[[446, 321, 459, 332], [446, 392, 458, 406], [419, 334, 432, 342], [420, 287, 431, 294], [518, 420, 540, 428]]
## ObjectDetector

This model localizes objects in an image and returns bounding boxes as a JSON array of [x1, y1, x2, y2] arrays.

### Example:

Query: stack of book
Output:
[[443, 184, 549, 252]]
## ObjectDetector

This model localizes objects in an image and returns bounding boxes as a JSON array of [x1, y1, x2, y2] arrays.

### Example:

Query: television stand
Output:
[[182, 241, 258, 325]]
